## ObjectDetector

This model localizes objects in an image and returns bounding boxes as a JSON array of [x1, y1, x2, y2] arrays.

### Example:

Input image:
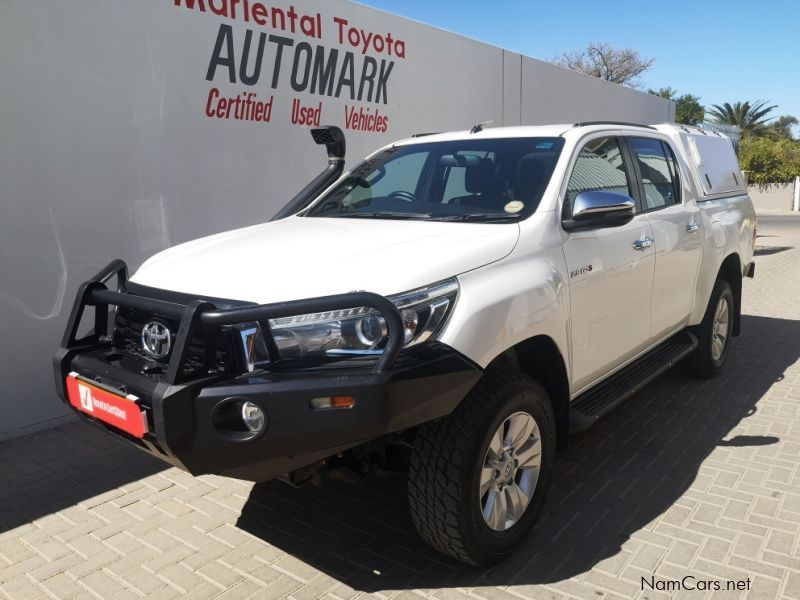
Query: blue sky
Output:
[[359, 0, 798, 127]]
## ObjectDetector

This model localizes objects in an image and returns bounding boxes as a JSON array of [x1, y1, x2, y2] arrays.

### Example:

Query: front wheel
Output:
[[685, 278, 734, 378], [408, 371, 555, 565]]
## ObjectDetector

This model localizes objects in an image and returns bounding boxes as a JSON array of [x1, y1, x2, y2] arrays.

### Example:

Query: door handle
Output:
[[632, 237, 653, 251], [685, 223, 700, 233]]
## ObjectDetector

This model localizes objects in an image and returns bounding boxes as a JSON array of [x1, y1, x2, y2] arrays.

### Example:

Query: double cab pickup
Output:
[[56, 122, 755, 565]]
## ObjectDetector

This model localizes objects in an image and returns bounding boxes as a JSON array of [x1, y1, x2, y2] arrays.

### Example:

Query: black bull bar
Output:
[[57, 259, 406, 385]]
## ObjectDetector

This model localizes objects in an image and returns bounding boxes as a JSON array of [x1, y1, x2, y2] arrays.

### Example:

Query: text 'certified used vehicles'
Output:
[[56, 122, 755, 565]]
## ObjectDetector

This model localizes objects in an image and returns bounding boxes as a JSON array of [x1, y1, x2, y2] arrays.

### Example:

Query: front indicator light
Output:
[[401, 308, 419, 343], [311, 396, 356, 410]]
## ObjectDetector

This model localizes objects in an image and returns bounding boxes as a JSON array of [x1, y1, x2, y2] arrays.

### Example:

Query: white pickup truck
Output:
[[55, 121, 755, 565]]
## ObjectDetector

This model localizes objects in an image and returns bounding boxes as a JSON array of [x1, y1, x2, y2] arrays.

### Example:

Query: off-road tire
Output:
[[408, 371, 555, 566], [685, 278, 734, 378]]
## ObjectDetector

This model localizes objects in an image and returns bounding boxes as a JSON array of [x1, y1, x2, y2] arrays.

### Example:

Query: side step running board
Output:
[[570, 331, 698, 433]]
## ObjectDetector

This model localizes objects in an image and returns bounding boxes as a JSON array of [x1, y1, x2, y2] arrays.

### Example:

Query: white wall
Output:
[[0, 0, 672, 438], [748, 184, 795, 212]]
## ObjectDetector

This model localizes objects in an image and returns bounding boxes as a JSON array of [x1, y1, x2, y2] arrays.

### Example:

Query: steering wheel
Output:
[[388, 190, 417, 202]]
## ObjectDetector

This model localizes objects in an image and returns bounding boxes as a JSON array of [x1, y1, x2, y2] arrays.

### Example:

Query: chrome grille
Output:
[[113, 307, 231, 375]]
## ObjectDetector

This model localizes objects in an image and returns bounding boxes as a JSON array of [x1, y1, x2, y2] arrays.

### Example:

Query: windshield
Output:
[[304, 137, 565, 222]]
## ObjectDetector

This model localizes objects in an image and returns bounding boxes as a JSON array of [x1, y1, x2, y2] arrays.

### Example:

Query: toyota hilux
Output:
[[55, 122, 756, 565]]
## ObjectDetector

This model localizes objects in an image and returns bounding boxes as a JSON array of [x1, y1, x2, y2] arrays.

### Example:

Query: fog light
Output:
[[241, 401, 265, 432]]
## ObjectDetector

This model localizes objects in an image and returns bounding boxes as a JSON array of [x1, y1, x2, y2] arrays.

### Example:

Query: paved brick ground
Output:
[[1, 220, 799, 600]]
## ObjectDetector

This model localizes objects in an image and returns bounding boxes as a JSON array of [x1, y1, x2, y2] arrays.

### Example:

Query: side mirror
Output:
[[562, 191, 635, 231]]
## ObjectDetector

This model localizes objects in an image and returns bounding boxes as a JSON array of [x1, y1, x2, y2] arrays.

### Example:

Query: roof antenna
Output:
[[470, 120, 494, 134]]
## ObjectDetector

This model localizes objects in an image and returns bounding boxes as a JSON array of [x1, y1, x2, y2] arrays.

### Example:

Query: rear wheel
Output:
[[408, 371, 555, 565], [685, 278, 734, 378]]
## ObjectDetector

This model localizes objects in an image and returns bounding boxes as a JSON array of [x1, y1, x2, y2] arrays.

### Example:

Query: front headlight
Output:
[[255, 278, 458, 362]]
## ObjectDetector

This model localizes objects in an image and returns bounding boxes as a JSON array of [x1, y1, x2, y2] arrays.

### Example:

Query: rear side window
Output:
[[628, 138, 681, 211], [688, 134, 744, 197], [564, 137, 633, 218]]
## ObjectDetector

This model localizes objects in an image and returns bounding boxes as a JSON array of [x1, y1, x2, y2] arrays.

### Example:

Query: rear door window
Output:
[[628, 138, 681, 211]]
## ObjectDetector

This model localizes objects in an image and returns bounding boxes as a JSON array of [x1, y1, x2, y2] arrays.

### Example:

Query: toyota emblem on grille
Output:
[[141, 321, 171, 359]]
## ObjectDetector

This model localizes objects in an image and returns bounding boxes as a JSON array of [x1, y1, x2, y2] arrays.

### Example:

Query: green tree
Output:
[[552, 42, 655, 88], [648, 87, 677, 99], [766, 115, 798, 139], [707, 100, 777, 137], [647, 87, 705, 125], [739, 137, 800, 186], [675, 95, 704, 126]]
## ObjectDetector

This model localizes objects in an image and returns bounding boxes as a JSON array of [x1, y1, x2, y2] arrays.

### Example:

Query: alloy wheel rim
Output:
[[711, 296, 730, 361], [479, 411, 542, 532]]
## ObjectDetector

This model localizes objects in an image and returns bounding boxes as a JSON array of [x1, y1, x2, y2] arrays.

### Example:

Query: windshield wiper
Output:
[[431, 213, 520, 222], [328, 211, 433, 220]]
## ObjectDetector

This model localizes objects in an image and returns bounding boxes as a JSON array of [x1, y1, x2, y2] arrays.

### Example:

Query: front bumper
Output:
[[55, 260, 481, 481]]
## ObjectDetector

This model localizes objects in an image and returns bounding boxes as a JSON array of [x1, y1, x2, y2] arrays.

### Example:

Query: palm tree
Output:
[[707, 101, 777, 137]]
